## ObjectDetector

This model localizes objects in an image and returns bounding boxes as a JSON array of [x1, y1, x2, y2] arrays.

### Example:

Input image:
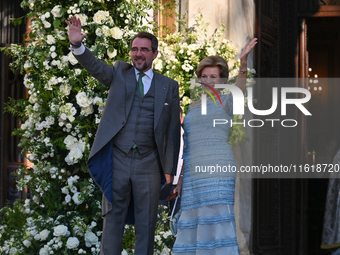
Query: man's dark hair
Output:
[[130, 32, 158, 53]]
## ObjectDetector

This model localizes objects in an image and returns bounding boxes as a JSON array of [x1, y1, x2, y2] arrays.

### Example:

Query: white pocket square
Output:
[[164, 103, 169, 105]]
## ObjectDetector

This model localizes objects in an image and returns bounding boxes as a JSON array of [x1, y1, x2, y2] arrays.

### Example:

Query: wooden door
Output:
[[0, 0, 26, 208], [252, 0, 304, 254]]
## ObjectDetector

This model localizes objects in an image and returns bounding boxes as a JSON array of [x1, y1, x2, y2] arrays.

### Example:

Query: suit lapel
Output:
[[124, 67, 137, 118], [154, 73, 168, 130]]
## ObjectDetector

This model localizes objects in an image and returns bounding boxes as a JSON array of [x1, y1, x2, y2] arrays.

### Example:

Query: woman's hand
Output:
[[240, 38, 258, 65], [65, 16, 87, 46]]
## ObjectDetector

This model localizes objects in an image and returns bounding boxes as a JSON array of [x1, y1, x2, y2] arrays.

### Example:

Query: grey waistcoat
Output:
[[112, 78, 156, 155]]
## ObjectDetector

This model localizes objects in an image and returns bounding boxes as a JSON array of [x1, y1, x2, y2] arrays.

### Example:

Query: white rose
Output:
[[23, 240, 31, 247], [90, 221, 97, 228], [40, 229, 50, 241], [154, 59, 163, 71], [66, 237, 79, 249], [33, 195, 40, 204], [61, 186, 69, 194], [51, 5, 62, 18], [95, 28, 103, 37], [67, 176, 79, 186], [81, 105, 94, 116], [53, 225, 68, 237], [74, 69, 82, 75], [43, 20, 51, 28], [121, 249, 129, 255], [161, 247, 170, 255], [110, 27, 123, 39], [72, 192, 84, 205], [64, 135, 77, 150], [29, 93, 38, 104], [76, 92, 93, 108], [46, 116, 54, 125], [84, 231, 98, 247], [93, 10, 109, 24], [39, 247, 49, 255], [107, 48, 117, 59], [68, 52, 78, 65], [9, 247, 18, 254], [35, 122, 44, 131], [47, 35, 56, 45], [60, 113, 67, 120], [207, 46, 216, 56], [70, 186, 77, 193], [65, 194, 71, 203], [34, 233, 41, 240], [70, 106, 77, 116]]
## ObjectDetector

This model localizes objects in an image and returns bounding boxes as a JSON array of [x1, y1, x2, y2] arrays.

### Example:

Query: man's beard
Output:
[[132, 56, 152, 72]]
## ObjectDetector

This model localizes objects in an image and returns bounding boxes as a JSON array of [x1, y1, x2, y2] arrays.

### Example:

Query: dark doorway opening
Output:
[[306, 16, 340, 255]]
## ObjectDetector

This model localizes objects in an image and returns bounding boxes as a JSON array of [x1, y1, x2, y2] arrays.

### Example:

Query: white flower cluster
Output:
[[64, 135, 87, 165], [181, 60, 194, 73], [41, 11, 51, 29], [0, 212, 102, 255], [58, 103, 77, 126], [76, 91, 94, 116]]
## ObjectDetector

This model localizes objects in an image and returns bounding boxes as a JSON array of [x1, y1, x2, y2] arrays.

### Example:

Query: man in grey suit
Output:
[[66, 16, 180, 255]]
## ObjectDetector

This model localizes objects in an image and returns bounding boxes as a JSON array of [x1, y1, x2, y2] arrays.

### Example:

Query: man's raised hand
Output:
[[65, 16, 87, 45]]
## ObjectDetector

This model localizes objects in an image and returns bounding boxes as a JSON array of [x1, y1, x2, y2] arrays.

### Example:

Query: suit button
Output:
[[122, 121, 125, 125]]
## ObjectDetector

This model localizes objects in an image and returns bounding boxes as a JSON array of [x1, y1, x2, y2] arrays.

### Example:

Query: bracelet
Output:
[[239, 68, 247, 74], [70, 41, 82, 48], [179, 174, 184, 177]]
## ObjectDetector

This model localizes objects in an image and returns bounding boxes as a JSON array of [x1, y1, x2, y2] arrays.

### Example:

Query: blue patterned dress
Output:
[[173, 94, 239, 255]]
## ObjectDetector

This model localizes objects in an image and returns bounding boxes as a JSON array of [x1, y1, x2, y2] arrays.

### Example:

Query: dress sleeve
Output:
[[221, 93, 234, 118]]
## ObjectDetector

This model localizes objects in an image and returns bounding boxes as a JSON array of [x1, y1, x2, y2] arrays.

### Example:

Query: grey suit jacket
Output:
[[75, 48, 180, 206]]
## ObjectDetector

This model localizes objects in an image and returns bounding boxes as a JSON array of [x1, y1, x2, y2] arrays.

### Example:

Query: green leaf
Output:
[[79, 0, 85, 6], [53, 19, 61, 27], [14, 18, 23, 26]]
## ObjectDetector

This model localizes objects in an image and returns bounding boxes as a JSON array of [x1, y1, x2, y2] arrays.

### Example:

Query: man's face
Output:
[[131, 37, 158, 73]]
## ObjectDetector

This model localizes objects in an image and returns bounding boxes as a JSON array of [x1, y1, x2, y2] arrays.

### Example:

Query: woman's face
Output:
[[201, 66, 220, 86]]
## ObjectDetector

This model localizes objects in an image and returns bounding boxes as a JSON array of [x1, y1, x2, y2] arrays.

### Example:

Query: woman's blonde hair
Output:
[[195, 56, 229, 78]]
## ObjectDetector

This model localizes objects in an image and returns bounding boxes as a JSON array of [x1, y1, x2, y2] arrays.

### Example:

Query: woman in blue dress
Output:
[[173, 38, 257, 255]]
